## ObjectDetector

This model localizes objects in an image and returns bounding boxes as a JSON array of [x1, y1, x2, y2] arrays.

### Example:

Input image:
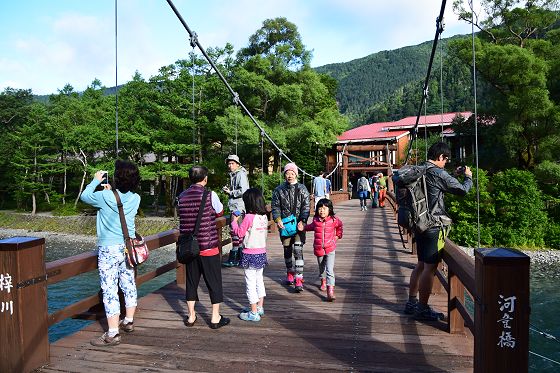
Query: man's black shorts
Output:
[[416, 227, 441, 264]]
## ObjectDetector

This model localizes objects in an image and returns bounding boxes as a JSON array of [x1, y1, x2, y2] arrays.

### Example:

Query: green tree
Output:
[[491, 168, 548, 247], [237, 17, 311, 70]]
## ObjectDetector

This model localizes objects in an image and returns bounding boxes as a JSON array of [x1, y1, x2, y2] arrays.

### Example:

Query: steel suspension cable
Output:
[[424, 97, 428, 160], [404, 0, 447, 165], [469, 0, 481, 249], [261, 131, 265, 192], [191, 48, 196, 163], [114, 0, 119, 157], [439, 32, 445, 138], [165, 0, 316, 178]]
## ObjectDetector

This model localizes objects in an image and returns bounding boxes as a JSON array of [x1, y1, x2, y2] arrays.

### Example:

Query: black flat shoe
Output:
[[209, 315, 230, 329], [184, 315, 197, 327]]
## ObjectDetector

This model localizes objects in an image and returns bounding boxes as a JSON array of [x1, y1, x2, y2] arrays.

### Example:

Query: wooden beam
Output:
[[336, 144, 398, 151]]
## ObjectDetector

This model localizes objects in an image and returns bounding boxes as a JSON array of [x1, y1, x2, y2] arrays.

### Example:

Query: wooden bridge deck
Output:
[[41, 200, 473, 372]]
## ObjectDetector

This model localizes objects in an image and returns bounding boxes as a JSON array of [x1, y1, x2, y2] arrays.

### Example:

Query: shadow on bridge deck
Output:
[[41, 199, 473, 373]]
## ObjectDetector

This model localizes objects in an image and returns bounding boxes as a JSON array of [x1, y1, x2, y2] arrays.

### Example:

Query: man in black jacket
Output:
[[404, 142, 473, 321]]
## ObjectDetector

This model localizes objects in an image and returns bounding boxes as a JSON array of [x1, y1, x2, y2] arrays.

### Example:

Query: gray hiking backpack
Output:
[[392, 164, 438, 233]]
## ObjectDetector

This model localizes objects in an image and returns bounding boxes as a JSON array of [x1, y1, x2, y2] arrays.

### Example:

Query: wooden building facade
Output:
[[326, 112, 472, 193]]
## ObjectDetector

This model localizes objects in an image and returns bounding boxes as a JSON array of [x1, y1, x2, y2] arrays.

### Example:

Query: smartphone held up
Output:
[[100, 171, 109, 186]]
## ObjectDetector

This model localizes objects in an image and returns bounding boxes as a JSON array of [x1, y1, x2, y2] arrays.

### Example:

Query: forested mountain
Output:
[[315, 35, 473, 126]]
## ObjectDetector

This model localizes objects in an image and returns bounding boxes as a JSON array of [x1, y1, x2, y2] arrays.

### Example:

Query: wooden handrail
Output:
[[386, 191, 475, 331], [385, 186, 530, 372], [45, 216, 231, 326]]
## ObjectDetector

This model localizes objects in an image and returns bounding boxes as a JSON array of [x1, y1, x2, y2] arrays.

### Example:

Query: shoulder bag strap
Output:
[[112, 190, 131, 249], [193, 190, 210, 235]]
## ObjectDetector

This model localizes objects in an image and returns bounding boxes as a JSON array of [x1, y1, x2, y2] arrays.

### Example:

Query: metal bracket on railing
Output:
[[16, 269, 61, 289], [17, 274, 47, 289]]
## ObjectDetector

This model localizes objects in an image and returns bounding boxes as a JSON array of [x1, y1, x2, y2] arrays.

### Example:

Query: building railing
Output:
[[386, 191, 530, 373]]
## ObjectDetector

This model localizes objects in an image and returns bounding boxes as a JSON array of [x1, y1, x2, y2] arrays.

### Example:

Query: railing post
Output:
[[448, 267, 465, 334], [0, 237, 49, 372], [474, 248, 529, 373]]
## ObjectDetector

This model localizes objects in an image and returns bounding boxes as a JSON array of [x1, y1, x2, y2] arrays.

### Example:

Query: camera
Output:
[[456, 166, 466, 175], [232, 210, 241, 217], [100, 171, 109, 185]]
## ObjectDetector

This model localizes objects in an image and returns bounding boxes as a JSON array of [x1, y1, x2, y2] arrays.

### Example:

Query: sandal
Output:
[[184, 315, 197, 327], [209, 315, 230, 329]]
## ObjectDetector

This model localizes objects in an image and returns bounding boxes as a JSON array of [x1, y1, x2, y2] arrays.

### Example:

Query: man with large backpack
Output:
[[402, 142, 472, 321]]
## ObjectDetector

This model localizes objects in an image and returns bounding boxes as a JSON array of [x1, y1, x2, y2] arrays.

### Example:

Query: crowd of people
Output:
[[355, 172, 389, 211], [80, 141, 471, 346]]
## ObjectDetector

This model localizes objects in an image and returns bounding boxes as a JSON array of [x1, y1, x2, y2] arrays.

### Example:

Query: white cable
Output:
[[529, 351, 560, 366]]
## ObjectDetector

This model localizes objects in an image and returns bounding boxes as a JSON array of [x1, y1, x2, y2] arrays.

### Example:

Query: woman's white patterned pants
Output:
[[98, 244, 137, 317]]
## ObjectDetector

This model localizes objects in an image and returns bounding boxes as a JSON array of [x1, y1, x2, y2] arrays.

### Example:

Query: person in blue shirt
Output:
[[325, 177, 332, 199], [80, 160, 141, 347], [312, 171, 327, 208]]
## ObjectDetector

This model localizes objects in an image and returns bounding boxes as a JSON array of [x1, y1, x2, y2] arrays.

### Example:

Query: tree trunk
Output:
[[165, 176, 174, 216], [74, 149, 88, 208], [62, 152, 67, 205], [31, 192, 36, 216]]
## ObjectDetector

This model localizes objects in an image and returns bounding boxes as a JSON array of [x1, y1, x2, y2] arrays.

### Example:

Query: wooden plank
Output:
[[41, 199, 473, 372]]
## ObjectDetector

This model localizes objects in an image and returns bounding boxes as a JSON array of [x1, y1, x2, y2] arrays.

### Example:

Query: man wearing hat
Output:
[[271, 163, 310, 292], [222, 154, 250, 267]]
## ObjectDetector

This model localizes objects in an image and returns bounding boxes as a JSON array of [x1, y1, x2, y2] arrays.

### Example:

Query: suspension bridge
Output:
[[1, 192, 534, 372]]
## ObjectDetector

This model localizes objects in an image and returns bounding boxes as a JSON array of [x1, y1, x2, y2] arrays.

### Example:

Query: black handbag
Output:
[[177, 189, 209, 263]]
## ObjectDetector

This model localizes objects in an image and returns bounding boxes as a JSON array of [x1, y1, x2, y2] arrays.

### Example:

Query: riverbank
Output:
[[0, 211, 177, 237]]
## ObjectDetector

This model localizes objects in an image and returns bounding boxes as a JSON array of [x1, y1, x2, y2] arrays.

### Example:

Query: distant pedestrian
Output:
[[178, 165, 230, 329], [312, 171, 327, 208], [377, 173, 389, 207], [80, 160, 141, 347], [231, 188, 269, 322], [298, 198, 343, 301], [369, 174, 379, 208], [357, 174, 371, 211], [325, 177, 332, 199]]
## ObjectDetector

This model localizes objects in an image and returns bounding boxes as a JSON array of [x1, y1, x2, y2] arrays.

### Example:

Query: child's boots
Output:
[[295, 276, 304, 292], [320, 278, 327, 292], [285, 271, 295, 285], [327, 285, 336, 301]]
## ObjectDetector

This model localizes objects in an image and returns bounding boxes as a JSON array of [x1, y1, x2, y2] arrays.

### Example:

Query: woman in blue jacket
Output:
[[80, 160, 141, 347]]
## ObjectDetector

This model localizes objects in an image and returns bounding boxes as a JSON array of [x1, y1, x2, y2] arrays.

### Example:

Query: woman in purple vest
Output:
[[177, 165, 230, 329]]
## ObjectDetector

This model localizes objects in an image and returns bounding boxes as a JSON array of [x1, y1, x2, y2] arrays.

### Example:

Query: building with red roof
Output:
[[326, 111, 472, 193]]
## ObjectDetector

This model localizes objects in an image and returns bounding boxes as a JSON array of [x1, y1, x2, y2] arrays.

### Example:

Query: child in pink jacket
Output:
[[231, 188, 268, 322], [297, 198, 343, 301]]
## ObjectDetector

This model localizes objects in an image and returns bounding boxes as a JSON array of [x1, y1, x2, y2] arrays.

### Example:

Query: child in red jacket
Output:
[[297, 198, 343, 301]]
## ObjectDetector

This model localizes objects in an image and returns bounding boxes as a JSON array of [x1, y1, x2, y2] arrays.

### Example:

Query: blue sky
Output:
[[0, 0, 474, 95]]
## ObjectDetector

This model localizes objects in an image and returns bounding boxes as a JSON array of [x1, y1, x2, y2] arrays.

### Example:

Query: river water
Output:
[[2, 232, 558, 371]]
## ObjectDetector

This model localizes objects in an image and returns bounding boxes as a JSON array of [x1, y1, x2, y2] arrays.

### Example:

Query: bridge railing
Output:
[[386, 191, 530, 373], [0, 216, 231, 373], [0, 191, 352, 372]]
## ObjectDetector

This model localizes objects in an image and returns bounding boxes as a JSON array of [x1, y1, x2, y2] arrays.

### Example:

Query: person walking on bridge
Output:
[[357, 174, 371, 211], [404, 142, 473, 321], [312, 171, 327, 208], [222, 154, 249, 267], [271, 163, 310, 292]]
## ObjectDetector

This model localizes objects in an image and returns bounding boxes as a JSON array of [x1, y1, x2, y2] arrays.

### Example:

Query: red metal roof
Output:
[[337, 112, 472, 142]]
